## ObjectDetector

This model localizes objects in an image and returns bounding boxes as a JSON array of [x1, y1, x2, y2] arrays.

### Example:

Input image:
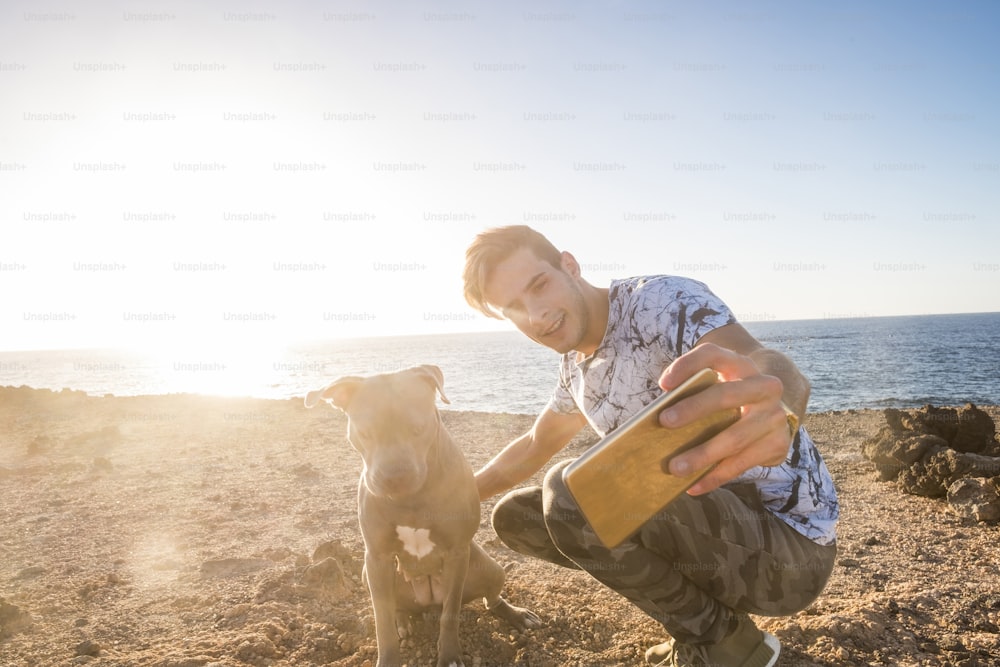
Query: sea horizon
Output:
[[2, 311, 999, 414], [3, 309, 995, 355]]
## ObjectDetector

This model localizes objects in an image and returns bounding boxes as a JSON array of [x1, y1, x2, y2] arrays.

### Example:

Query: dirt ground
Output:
[[1, 386, 998, 666]]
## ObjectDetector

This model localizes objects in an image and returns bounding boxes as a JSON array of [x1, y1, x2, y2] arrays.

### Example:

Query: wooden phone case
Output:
[[562, 368, 741, 548]]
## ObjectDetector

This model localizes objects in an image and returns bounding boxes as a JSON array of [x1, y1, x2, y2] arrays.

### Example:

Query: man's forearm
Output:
[[747, 347, 811, 420], [476, 434, 545, 500], [477, 409, 585, 500]]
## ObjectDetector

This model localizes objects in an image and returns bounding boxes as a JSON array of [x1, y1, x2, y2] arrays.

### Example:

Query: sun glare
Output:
[[120, 333, 294, 397]]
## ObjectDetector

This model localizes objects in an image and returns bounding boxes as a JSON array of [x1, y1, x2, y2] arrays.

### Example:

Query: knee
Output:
[[541, 460, 591, 555], [489, 486, 549, 557], [489, 480, 583, 570], [541, 459, 580, 519], [490, 490, 536, 540]]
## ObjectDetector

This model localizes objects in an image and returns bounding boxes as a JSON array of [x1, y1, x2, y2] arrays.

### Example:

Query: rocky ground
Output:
[[1, 386, 998, 666]]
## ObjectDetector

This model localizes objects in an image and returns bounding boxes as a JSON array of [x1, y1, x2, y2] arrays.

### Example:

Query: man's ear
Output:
[[560, 250, 581, 278], [411, 364, 450, 404], [304, 376, 365, 410]]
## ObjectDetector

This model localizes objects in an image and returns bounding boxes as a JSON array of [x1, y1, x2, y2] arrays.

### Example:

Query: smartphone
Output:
[[562, 368, 740, 548]]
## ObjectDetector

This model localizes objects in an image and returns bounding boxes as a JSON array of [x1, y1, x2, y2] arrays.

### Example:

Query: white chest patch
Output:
[[395, 525, 435, 559]]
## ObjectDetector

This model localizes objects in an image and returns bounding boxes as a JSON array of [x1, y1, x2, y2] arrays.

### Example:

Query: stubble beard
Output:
[[544, 281, 591, 355]]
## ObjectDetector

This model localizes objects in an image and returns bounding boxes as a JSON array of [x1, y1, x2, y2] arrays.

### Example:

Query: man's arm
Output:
[[475, 407, 587, 500], [656, 322, 810, 495]]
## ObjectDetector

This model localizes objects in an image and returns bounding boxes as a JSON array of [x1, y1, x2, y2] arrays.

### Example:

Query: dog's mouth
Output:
[[366, 467, 425, 499]]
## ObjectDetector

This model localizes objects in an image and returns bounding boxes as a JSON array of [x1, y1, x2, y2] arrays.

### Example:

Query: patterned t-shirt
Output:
[[547, 275, 839, 546]]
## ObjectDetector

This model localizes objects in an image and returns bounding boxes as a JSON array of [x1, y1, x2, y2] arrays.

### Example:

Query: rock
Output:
[[864, 405, 1000, 504], [947, 477, 1000, 523], [864, 432, 949, 481], [901, 450, 1000, 498], [0, 598, 33, 639], [312, 539, 352, 562], [27, 435, 52, 456], [301, 557, 349, 594], [15, 565, 47, 580], [292, 462, 322, 480], [91, 457, 114, 472], [150, 656, 212, 667], [952, 405, 999, 454], [75, 639, 101, 656], [199, 558, 271, 578], [894, 404, 998, 454]]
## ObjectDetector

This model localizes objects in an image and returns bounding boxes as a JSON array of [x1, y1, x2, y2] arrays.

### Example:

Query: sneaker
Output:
[[646, 616, 780, 667], [645, 638, 677, 664]]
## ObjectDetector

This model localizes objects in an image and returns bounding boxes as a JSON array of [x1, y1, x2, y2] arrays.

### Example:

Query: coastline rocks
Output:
[[947, 477, 1000, 523], [899, 449, 1000, 498], [862, 405, 1000, 523]]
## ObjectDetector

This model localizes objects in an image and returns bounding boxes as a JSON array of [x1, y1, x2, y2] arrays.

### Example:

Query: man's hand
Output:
[[657, 333, 805, 495]]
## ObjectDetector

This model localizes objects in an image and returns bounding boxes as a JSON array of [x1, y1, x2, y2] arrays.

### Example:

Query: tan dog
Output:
[[305, 365, 540, 667]]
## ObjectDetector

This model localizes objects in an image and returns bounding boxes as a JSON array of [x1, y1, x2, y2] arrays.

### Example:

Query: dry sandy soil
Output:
[[1, 386, 999, 667]]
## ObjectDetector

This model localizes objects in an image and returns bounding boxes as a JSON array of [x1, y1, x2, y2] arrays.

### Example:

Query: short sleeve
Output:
[[545, 358, 580, 415], [627, 277, 736, 359]]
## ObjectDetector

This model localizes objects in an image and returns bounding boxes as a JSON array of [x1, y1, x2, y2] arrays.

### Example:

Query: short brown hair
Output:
[[463, 225, 563, 319]]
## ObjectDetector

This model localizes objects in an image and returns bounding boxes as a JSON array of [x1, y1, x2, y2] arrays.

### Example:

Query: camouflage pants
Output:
[[492, 459, 837, 645]]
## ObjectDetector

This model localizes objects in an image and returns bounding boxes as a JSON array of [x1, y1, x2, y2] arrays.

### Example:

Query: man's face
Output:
[[482, 247, 590, 354]]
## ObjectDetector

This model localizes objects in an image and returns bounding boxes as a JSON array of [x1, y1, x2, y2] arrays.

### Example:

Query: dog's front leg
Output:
[[366, 551, 402, 667], [436, 544, 470, 667]]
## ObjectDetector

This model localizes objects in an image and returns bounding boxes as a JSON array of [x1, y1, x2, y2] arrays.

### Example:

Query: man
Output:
[[462, 225, 838, 667]]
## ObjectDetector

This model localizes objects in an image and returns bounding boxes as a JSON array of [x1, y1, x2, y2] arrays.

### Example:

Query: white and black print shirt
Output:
[[547, 276, 839, 546]]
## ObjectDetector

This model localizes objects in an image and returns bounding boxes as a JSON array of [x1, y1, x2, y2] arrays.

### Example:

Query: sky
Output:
[[2, 0, 999, 353]]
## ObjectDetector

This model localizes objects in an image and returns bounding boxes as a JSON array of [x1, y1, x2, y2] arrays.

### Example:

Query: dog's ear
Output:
[[304, 376, 365, 410], [412, 364, 450, 405]]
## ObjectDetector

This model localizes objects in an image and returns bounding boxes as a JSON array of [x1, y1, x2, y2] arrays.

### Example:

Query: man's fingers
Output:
[[657, 341, 795, 491], [666, 417, 753, 477], [659, 373, 782, 428], [688, 429, 788, 494], [667, 406, 789, 480], [687, 461, 745, 496], [659, 342, 759, 391]]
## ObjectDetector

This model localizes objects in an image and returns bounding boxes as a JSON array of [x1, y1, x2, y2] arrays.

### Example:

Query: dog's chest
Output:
[[395, 525, 435, 559], [393, 525, 446, 606], [392, 524, 444, 577]]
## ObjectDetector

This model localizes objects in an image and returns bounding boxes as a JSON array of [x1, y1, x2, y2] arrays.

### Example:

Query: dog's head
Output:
[[305, 364, 450, 499]]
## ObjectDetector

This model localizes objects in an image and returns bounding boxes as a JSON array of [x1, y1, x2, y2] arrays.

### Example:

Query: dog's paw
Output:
[[394, 611, 414, 640], [512, 605, 543, 629], [489, 598, 543, 630]]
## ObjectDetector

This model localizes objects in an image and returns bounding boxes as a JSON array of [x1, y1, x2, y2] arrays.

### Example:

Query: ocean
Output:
[[1, 312, 998, 414]]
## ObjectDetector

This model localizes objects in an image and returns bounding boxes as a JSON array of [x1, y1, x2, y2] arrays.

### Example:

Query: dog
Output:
[[305, 364, 541, 667]]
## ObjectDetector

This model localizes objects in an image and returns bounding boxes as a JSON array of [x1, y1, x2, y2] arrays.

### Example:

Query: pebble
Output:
[[74, 639, 101, 656]]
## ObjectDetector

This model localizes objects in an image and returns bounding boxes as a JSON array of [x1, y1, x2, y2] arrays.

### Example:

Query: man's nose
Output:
[[524, 298, 547, 326]]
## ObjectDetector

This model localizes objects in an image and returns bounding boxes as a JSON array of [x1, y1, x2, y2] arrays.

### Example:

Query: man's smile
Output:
[[541, 314, 565, 338]]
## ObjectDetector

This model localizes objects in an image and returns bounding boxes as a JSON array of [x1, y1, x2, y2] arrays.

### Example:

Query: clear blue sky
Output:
[[2, 0, 998, 352]]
